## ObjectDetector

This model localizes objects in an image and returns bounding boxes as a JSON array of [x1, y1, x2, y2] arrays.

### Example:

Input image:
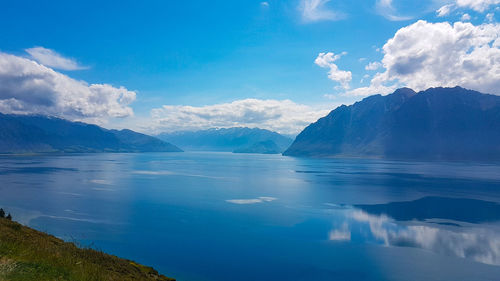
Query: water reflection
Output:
[[0, 166, 77, 175], [355, 197, 500, 223], [329, 197, 500, 266], [3, 154, 500, 281]]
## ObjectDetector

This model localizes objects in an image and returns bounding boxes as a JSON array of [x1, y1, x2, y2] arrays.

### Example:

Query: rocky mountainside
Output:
[[284, 87, 500, 161]]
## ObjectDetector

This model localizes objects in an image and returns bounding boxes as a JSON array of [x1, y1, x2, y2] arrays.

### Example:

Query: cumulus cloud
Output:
[[376, 0, 413, 21], [261, 1, 269, 7], [299, 0, 344, 22], [342, 20, 500, 97], [455, 0, 499, 12], [25, 47, 87, 71], [344, 81, 396, 97], [0, 51, 135, 122], [149, 99, 330, 135], [486, 12, 495, 22], [437, 0, 500, 16], [360, 74, 371, 84], [315, 52, 352, 89], [456, 0, 500, 13], [365, 61, 382, 71], [379, 20, 500, 94], [461, 13, 471, 21]]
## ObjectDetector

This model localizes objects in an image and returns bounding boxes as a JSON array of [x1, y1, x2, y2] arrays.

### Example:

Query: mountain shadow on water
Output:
[[355, 196, 500, 224]]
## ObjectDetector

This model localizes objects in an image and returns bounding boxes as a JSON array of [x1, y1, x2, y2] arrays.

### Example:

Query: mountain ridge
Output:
[[157, 127, 293, 154], [284, 86, 500, 161], [0, 113, 182, 153]]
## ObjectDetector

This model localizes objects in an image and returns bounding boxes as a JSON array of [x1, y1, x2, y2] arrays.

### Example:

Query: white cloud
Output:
[[461, 13, 471, 21], [315, 52, 352, 89], [437, 0, 500, 16], [376, 0, 413, 21], [299, 0, 344, 22], [486, 12, 495, 22], [360, 74, 371, 83], [456, 0, 500, 12], [437, 4, 454, 17], [149, 99, 330, 135], [379, 20, 500, 94], [25, 47, 86, 71], [0, 51, 135, 123], [343, 20, 500, 97], [365, 61, 382, 71], [344, 81, 397, 97], [261, 1, 269, 7]]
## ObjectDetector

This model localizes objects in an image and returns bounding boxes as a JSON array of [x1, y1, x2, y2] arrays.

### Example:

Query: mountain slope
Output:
[[0, 114, 182, 153], [157, 127, 293, 153], [284, 86, 500, 160]]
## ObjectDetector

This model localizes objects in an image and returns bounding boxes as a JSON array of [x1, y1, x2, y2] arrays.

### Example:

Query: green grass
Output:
[[0, 218, 175, 281]]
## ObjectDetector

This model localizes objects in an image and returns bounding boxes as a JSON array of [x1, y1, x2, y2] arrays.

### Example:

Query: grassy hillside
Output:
[[0, 217, 174, 281]]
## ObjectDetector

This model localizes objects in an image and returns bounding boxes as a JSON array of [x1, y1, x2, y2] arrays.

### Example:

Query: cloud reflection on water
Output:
[[226, 197, 277, 205], [329, 207, 500, 266]]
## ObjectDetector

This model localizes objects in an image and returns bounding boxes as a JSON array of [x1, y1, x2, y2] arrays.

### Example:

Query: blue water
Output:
[[1, 152, 500, 281]]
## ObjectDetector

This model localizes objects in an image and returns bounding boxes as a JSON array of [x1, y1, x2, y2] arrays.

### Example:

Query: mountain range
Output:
[[0, 114, 182, 153], [3, 86, 499, 160], [157, 127, 293, 154], [284, 86, 500, 161]]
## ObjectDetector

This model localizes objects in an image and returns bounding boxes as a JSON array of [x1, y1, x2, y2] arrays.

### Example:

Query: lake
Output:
[[1, 152, 500, 281]]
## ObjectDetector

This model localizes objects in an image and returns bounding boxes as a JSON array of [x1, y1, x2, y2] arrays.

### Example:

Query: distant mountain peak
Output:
[[392, 87, 416, 97], [157, 127, 293, 154]]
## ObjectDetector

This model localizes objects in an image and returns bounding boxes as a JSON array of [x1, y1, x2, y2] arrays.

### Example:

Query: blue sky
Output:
[[0, 0, 499, 134]]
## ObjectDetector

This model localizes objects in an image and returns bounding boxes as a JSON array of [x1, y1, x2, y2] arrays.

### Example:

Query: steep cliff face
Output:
[[284, 87, 500, 161]]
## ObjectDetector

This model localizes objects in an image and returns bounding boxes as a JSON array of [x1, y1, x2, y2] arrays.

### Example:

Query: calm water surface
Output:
[[1, 152, 500, 281]]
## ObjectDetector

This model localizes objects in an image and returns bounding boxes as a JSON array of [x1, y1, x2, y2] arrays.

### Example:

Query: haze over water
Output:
[[1, 152, 500, 281]]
